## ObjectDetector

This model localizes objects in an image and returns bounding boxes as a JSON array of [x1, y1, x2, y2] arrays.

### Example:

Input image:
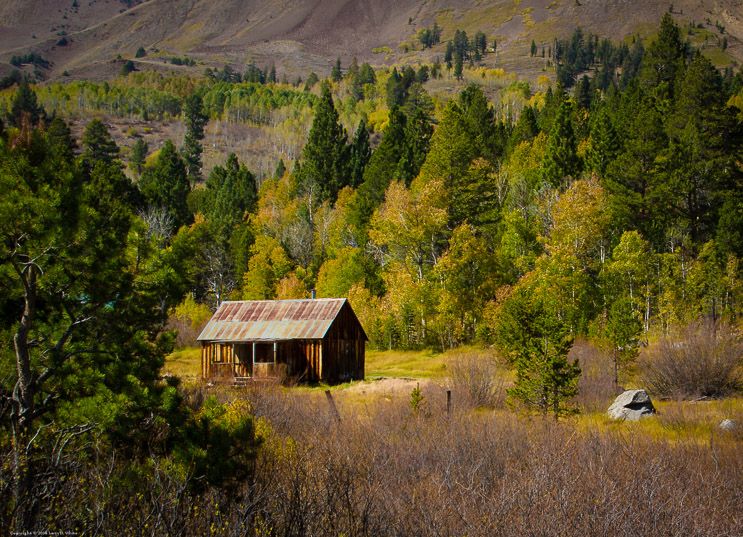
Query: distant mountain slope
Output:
[[1, 0, 743, 83]]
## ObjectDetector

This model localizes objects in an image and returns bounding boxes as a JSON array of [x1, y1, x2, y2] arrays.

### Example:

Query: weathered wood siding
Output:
[[322, 301, 366, 381], [201, 342, 251, 379]]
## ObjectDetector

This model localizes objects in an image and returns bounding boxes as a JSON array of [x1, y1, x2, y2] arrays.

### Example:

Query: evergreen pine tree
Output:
[[129, 138, 148, 176], [273, 158, 287, 180], [139, 139, 193, 230], [603, 81, 668, 245], [664, 53, 740, 243], [349, 107, 409, 238], [640, 13, 686, 98], [386, 67, 406, 108], [445, 41, 454, 68], [498, 287, 580, 419], [401, 108, 433, 185], [46, 117, 76, 162], [183, 93, 208, 182], [304, 72, 319, 91], [331, 57, 342, 82], [586, 106, 620, 176], [300, 84, 350, 204], [454, 55, 464, 81], [82, 118, 119, 167], [575, 74, 592, 109], [542, 100, 581, 188], [350, 118, 371, 188], [415, 101, 486, 229], [507, 105, 539, 151], [459, 84, 504, 162], [9, 79, 44, 127], [207, 153, 257, 237]]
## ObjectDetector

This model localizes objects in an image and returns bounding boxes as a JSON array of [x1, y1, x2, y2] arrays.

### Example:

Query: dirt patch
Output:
[[345, 377, 440, 400]]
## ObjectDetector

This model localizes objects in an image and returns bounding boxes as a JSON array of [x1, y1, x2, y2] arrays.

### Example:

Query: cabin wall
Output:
[[200, 342, 251, 380], [321, 302, 366, 381], [324, 302, 367, 341], [322, 337, 365, 381]]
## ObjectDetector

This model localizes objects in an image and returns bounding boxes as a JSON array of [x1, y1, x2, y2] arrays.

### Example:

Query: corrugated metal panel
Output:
[[197, 299, 347, 342]]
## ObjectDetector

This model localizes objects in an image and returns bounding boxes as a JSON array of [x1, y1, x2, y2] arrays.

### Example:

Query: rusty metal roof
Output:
[[197, 299, 350, 342]]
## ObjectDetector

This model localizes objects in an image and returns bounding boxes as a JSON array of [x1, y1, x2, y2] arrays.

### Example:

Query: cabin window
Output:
[[234, 344, 252, 364], [253, 342, 276, 363]]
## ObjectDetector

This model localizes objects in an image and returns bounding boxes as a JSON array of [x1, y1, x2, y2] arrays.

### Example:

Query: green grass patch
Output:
[[164, 346, 201, 382], [702, 46, 733, 67], [573, 396, 743, 444], [366, 349, 447, 378]]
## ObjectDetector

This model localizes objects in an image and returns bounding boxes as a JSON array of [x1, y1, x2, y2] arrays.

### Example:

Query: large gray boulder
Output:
[[607, 389, 656, 421], [719, 419, 737, 431]]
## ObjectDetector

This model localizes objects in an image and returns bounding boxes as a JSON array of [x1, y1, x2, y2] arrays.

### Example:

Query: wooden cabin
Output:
[[197, 298, 367, 383]]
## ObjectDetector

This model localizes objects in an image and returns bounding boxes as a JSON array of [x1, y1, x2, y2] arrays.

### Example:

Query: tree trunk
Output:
[[11, 266, 37, 530]]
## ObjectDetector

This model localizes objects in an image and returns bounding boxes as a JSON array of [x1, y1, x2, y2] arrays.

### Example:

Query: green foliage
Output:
[[138, 139, 193, 230], [409, 383, 428, 416], [176, 397, 261, 490], [304, 71, 319, 91], [603, 81, 668, 244], [331, 57, 342, 82], [183, 93, 207, 181], [0, 116, 195, 526], [242, 235, 293, 300], [299, 85, 350, 204], [417, 22, 442, 49], [542, 100, 581, 188], [82, 118, 119, 166], [46, 117, 77, 161], [586, 105, 619, 175], [316, 247, 366, 298], [498, 286, 580, 419], [606, 296, 643, 384], [120, 59, 135, 77], [640, 13, 686, 97], [128, 138, 148, 176], [350, 118, 371, 188], [201, 153, 257, 240], [415, 101, 483, 229], [8, 79, 44, 127]]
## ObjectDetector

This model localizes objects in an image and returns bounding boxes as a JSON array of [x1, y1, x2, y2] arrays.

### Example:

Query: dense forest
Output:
[[2, 13, 743, 534]]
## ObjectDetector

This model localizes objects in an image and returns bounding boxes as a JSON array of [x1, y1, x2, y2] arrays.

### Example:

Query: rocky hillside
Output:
[[1, 0, 742, 83]]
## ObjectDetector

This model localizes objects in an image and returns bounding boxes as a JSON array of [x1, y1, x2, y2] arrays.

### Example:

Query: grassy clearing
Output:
[[571, 396, 743, 447], [365, 348, 448, 378], [168, 342, 743, 448], [163, 346, 201, 382], [164, 346, 450, 383]]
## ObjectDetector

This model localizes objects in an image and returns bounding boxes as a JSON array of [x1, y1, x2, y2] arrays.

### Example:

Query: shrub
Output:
[[571, 338, 620, 412], [120, 60, 135, 76], [447, 350, 507, 408], [168, 296, 213, 347], [640, 321, 743, 398]]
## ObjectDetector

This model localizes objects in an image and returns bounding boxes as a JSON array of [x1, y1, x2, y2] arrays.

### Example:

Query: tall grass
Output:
[[7, 382, 742, 536], [640, 321, 743, 398]]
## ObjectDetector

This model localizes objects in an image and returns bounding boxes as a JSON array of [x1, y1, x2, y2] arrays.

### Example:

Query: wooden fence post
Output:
[[325, 390, 341, 424]]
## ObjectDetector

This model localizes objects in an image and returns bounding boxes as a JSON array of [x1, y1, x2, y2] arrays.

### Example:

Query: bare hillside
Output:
[[1, 0, 743, 83]]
